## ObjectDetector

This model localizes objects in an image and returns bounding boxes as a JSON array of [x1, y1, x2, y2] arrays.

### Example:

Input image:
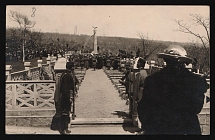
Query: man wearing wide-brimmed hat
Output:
[[137, 45, 208, 135]]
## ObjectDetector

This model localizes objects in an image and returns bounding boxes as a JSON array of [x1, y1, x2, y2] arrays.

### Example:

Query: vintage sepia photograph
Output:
[[5, 5, 210, 135]]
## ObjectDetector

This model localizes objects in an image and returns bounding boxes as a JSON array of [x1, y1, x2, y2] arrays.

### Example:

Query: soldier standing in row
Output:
[[84, 55, 89, 70], [92, 56, 97, 70], [137, 45, 208, 134], [80, 55, 85, 70], [106, 57, 111, 70]]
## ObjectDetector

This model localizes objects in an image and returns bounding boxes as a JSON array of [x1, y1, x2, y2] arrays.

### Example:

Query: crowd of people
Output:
[[7, 43, 209, 135], [51, 44, 209, 135], [5, 46, 66, 62]]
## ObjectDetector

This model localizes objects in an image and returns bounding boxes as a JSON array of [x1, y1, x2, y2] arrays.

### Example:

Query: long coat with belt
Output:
[[137, 66, 208, 134], [51, 71, 74, 130]]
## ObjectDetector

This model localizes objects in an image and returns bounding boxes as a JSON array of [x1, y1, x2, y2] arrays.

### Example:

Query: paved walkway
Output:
[[5, 125, 139, 135], [75, 69, 129, 118]]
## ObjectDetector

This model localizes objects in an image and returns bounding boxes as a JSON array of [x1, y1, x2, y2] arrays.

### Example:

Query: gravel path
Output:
[[75, 69, 129, 118]]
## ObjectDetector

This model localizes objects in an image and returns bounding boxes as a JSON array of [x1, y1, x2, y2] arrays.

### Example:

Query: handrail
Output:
[[6, 80, 55, 84]]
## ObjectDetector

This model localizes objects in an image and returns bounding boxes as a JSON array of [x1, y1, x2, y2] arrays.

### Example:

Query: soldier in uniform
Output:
[[96, 55, 103, 69], [92, 56, 97, 70], [137, 45, 208, 135], [113, 56, 118, 70], [106, 57, 111, 70], [80, 55, 85, 70], [51, 62, 78, 134], [89, 56, 93, 68], [84, 55, 89, 70]]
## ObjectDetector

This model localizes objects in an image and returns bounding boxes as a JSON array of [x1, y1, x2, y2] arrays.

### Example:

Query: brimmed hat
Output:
[[157, 45, 192, 64]]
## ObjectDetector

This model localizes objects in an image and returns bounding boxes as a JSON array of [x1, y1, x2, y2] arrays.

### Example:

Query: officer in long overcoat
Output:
[[51, 62, 77, 134], [137, 45, 208, 135]]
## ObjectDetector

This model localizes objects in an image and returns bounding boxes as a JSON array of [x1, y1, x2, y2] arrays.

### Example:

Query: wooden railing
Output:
[[6, 80, 56, 110]]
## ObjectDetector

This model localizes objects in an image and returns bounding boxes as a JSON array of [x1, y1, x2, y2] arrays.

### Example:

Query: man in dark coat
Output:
[[84, 55, 89, 70], [92, 56, 97, 70], [135, 57, 148, 102], [51, 61, 77, 134], [137, 45, 208, 135]]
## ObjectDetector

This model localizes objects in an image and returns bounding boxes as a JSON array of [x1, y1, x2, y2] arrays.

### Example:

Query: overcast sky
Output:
[[6, 5, 209, 43]]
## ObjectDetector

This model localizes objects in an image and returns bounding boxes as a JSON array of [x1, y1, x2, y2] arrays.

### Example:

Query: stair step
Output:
[[70, 118, 132, 125]]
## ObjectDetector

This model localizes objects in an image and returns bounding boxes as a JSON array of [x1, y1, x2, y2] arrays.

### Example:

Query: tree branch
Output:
[[174, 19, 207, 49]]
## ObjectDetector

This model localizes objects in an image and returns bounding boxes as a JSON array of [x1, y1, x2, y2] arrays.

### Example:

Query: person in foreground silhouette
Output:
[[137, 45, 208, 135]]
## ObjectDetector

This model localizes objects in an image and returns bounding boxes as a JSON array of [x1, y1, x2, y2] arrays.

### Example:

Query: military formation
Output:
[[61, 49, 137, 72]]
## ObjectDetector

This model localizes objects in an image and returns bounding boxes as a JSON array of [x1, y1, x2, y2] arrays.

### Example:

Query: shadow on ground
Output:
[[118, 92, 128, 100], [111, 111, 140, 134]]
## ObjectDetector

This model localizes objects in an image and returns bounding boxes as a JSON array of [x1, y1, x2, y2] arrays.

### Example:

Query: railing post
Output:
[[12, 84, 16, 109], [34, 83, 37, 108], [6, 65, 12, 81], [37, 60, 43, 79], [24, 62, 31, 78], [37, 60, 43, 67]]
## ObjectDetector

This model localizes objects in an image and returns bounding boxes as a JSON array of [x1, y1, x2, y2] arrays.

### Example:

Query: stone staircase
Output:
[[70, 118, 132, 126], [103, 68, 126, 95]]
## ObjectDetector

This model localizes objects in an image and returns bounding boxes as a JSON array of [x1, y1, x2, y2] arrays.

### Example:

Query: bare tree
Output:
[[136, 32, 161, 59], [173, 14, 210, 72], [186, 40, 209, 73], [9, 10, 36, 62], [173, 14, 210, 53]]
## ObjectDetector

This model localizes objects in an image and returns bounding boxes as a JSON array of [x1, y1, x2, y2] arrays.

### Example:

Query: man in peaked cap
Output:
[[137, 45, 208, 135]]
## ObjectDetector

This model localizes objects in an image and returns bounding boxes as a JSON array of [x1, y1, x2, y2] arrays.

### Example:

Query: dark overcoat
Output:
[[51, 71, 74, 130], [137, 66, 208, 134]]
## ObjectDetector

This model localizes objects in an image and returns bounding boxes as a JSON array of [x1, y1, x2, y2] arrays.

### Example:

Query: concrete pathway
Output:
[[6, 125, 139, 135], [75, 69, 129, 118]]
